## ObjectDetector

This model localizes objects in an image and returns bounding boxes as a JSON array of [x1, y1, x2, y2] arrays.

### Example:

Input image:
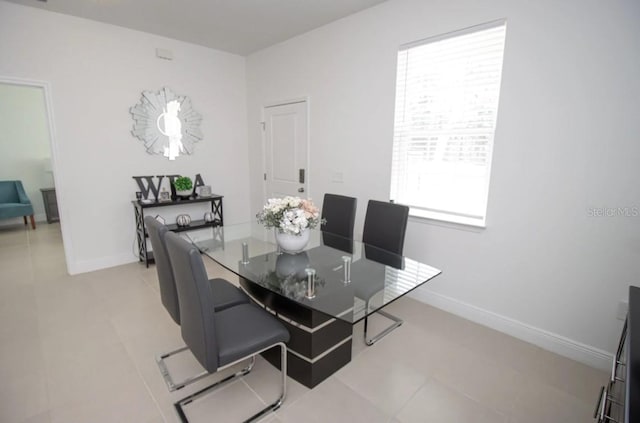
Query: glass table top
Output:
[[185, 223, 441, 324]]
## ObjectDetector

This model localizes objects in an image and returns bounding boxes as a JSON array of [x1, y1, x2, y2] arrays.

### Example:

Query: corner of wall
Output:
[[69, 253, 139, 275]]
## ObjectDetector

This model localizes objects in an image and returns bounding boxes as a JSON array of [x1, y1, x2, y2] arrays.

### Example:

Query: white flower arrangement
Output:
[[256, 196, 323, 235]]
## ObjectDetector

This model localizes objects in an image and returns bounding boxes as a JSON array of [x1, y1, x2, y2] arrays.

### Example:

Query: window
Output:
[[390, 20, 506, 227]]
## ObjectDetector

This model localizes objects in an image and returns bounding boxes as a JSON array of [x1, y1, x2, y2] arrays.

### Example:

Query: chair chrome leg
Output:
[[156, 346, 210, 392], [174, 343, 286, 423], [364, 309, 404, 346], [243, 342, 287, 422]]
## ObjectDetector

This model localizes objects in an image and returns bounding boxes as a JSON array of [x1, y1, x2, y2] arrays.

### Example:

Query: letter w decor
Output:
[[132, 176, 164, 200], [133, 174, 207, 200]]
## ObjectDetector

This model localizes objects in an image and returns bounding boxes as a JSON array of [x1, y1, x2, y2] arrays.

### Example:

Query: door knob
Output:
[[298, 187, 305, 193]]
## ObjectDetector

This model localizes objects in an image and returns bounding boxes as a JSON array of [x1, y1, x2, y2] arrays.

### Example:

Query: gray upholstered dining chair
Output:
[[358, 199, 409, 345], [321, 193, 357, 238], [144, 216, 250, 391], [320, 193, 357, 253], [165, 232, 290, 423]]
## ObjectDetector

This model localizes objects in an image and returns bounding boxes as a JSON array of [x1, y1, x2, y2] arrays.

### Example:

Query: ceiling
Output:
[[5, 0, 388, 55]]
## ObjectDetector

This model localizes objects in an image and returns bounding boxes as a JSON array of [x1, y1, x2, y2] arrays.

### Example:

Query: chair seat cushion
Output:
[[0, 203, 34, 219], [209, 278, 249, 311], [216, 303, 290, 367]]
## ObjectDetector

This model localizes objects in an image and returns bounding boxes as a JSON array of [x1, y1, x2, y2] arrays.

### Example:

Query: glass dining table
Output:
[[185, 222, 441, 388]]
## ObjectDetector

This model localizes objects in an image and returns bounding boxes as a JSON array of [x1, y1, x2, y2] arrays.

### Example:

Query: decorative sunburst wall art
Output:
[[130, 87, 203, 160]]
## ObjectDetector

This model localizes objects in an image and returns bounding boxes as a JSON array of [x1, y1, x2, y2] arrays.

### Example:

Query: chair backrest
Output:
[[0, 181, 21, 203], [144, 216, 180, 325], [165, 232, 219, 372], [321, 194, 357, 239], [364, 244, 404, 270], [362, 200, 409, 255], [321, 231, 354, 254]]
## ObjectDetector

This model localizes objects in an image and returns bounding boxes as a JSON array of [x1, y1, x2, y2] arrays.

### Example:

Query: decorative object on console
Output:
[[199, 185, 212, 197], [176, 214, 191, 227], [193, 173, 205, 193], [133, 175, 165, 200], [257, 196, 323, 254], [133, 174, 206, 201], [158, 188, 171, 202], [203, 211, 216, 223], [173, 176, 193, 198], [129, 87, 202, 161], [154, 215, 165, 225]]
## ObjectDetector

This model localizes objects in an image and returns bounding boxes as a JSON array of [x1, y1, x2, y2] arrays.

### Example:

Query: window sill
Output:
[[408, 208, 486, 231]]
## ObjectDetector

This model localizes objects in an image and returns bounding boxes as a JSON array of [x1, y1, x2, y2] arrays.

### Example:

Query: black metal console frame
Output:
[[132, 195, 224, 267], [594, 286, 640, 423]]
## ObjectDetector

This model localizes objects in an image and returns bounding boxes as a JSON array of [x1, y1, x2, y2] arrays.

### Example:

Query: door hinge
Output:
[[263, 173, 267, 181], [260, 122, 265, 131]]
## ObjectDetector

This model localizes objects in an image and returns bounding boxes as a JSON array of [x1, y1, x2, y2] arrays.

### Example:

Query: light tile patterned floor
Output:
[[0, 223, 606, 422]]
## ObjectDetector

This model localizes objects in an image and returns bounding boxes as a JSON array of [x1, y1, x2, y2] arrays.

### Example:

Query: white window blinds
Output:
[[390, 20, 506, 227]]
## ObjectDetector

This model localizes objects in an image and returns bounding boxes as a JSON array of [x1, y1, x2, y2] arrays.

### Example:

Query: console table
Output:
[[594, 285, 640, 423], [133, 195, 223, 267]]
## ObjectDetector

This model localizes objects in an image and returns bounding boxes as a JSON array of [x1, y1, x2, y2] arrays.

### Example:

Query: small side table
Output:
[[40, 188, 59, 223]]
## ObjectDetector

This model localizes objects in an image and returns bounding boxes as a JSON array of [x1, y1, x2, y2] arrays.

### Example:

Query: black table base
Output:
[[240, 277, 353, 388]]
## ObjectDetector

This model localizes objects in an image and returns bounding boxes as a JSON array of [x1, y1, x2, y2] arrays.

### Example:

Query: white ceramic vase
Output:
[[275, 228, 310, 254], [176, 189, 192, 198]]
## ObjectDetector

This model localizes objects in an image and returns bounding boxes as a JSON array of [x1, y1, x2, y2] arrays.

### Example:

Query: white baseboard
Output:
[[409, 288, 613, 371]]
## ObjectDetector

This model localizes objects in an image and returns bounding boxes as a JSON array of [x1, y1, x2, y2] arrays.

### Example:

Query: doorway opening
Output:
[[0, 76, 71, 274]]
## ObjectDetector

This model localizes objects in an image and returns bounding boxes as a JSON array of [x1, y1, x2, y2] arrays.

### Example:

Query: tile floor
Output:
[[0, 222, 606, 423]]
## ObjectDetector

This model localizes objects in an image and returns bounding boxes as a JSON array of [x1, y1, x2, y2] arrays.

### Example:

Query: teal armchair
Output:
[[0, 181, 35, 229]]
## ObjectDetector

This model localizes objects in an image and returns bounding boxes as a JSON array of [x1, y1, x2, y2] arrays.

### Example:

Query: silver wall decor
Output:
[[130, 87, 203, 160]]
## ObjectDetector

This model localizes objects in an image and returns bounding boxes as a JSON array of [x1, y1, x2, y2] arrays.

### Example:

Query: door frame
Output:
[[0, 75, 74, 274], [260, 96, 311, 202]]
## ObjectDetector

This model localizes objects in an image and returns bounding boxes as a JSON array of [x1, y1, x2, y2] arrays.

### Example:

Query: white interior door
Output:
[[263, 101, 308, 199]]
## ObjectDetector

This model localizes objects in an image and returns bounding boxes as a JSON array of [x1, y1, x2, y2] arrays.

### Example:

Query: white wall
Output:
[[0, 1, 251, 274], [246, 0, 640, 366], [0, 83, 52, 222]]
